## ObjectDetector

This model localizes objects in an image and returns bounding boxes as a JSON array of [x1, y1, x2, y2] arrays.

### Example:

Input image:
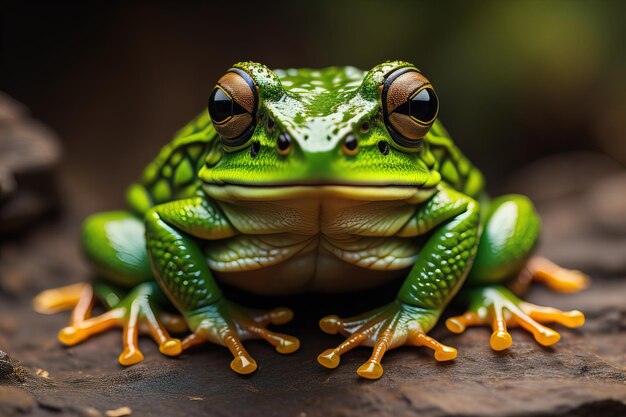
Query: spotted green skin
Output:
[[83, 61, 540, 345]]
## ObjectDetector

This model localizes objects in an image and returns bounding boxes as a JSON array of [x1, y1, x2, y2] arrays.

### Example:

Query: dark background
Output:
[[2, 0, 625, 216]]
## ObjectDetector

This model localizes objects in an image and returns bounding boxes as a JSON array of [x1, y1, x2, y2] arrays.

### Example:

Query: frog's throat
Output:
[[202, 184, 436, 204]]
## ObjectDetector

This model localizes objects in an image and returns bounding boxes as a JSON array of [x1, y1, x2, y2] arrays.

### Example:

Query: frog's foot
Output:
[[38, 282, 184, 366], [512, 256, 590, 294], [446, 286, 585, 351], [34, 282, 95, 316], [317, 301, 456, 380], [182, 299, 299, 375]]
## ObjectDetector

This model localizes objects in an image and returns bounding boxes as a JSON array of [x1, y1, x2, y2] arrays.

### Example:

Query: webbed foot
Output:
[[446, 286, 584, 351], [183, 300, 299, 375], [318, 301, 457, 380], [34, 282, 185, 365]]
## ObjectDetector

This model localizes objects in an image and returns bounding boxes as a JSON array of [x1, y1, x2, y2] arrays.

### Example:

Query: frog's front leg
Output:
[[318, 184, 479, 379], [145, 197, 300, 374], [445, 195, 585, 350]]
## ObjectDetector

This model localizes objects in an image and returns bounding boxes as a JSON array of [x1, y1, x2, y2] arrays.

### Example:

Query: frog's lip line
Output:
[[203, 183, 436, 203]]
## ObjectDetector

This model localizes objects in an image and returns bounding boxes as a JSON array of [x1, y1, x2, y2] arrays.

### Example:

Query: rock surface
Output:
[[0, 92, 62, 235], [0, 152, 624, 417], [0, 92, 61, 236]]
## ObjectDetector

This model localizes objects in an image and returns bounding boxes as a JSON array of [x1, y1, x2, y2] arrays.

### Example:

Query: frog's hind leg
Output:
[[34, 282, 95, 318], [446, 286, 584, 350], [37, 281, 187, 357], [57, 281, 184, 365], [446, 195, 585, 351], [35, 284, 186, 367], [512, 256, 589, 294], [34, 212, 185, 365]]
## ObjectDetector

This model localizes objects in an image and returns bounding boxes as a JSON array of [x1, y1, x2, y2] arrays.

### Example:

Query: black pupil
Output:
[[208, 87, 247, 123], [409, 88, 438, 123], [393, 87, 438, 123], [277, 132, 291, 150], [344, 134, 358, 150]]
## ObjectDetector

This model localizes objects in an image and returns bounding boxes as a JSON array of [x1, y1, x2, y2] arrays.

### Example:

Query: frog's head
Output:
[[201, 61, 442, 201]]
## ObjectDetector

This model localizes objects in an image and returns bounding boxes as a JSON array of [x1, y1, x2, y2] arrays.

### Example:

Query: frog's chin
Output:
[[202, 183, 436, 203]]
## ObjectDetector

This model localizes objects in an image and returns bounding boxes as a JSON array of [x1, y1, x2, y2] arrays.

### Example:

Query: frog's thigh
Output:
[[467, 195, 540, 285], [82, 211, 153, 287]]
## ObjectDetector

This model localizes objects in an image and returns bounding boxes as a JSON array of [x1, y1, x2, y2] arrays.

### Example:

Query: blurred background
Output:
[[1, 0, 625, 217]]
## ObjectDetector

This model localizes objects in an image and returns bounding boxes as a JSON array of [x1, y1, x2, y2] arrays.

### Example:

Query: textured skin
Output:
[[397, 183, 480, 310], [145, 198, 234, 313], [76, 61, 548, 375]]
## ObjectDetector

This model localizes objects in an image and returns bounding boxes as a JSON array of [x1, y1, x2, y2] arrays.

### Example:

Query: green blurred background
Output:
[[2, 0, 625, 214]]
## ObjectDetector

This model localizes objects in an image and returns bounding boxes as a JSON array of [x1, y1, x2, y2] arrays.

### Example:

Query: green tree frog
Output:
[[35, 61, 588, 379]]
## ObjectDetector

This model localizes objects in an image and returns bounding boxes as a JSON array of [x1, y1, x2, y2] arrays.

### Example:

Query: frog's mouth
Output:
[[203, 183, 436, 204]]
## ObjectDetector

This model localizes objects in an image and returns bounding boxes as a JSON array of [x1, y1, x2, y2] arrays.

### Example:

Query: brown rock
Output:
[[0, 387, 35, 415], [0, 351, 13, 378], [0, 92, 62, 235]]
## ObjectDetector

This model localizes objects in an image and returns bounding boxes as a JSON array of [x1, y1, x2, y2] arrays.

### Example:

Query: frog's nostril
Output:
[[342, 134, 359, 156], [267, 117, 276, 134], [276, 132, 293, 156], [250, 140, 261, 157], [378, 141, 389, 156]]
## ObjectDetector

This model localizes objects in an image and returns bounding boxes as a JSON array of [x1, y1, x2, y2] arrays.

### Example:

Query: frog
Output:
[[34, 61, 589, 379]]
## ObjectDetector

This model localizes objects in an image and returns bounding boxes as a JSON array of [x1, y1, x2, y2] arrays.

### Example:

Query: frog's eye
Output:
[[382, 68, 439, 148], [208, 69, 258, 147]]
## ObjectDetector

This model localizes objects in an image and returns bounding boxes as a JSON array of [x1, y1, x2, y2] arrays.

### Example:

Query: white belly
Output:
[[202, 187, 429, 295], [213, 248, 410, 295]]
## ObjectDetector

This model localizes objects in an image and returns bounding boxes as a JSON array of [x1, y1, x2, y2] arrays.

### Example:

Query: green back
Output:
[[423, 121, 485, 198], [126, 112, 219, 215]]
